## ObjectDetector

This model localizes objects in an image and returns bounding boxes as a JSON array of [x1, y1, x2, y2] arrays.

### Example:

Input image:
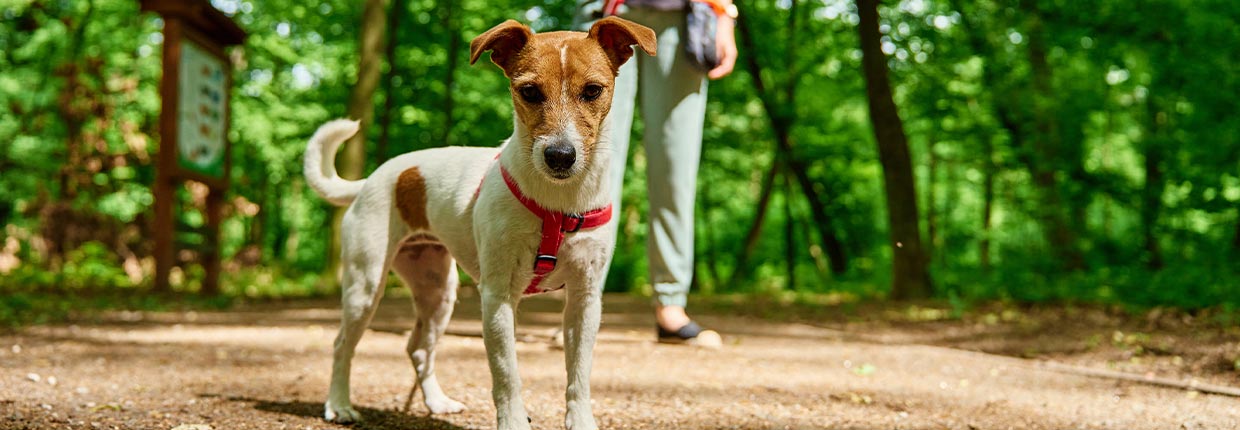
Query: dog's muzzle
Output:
[[543, 143, 576, 179]]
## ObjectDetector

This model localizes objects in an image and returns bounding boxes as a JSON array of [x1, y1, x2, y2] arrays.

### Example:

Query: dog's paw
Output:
[[565, 410, 598, 430], [424, 396, 467, 414], [324, 400, 362, 423], [566, 418, 599, 430]]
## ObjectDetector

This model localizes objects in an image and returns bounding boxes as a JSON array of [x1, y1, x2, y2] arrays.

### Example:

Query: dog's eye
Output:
[[518, 85, 545, 104], [581, 84, 603, 102]]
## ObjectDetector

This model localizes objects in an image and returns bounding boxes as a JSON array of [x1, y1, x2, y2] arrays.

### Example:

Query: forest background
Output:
[[1, 0, 1238, 325]]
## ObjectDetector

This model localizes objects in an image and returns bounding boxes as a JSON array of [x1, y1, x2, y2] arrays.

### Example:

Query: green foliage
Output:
[[220, 266, 325, 298], [0, 288, 234, 327], [57, 241, 131, 288], [1, 0, 1238, 320], [0, 241, 131, 291]]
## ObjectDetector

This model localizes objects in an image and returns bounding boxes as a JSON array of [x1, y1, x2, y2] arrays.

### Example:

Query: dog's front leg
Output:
[[562, 280, 602, 430], [481, 286, 531, 430]]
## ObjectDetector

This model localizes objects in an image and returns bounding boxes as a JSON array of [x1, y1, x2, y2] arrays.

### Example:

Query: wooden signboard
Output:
[[140, 0, 246, 294]]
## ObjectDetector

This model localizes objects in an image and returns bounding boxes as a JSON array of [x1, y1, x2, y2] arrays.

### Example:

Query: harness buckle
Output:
[[564, 213, 586, 233], [533, 254, 558, 274]]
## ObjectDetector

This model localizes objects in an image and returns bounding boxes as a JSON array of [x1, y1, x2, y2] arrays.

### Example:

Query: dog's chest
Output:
[[524, 231, 612, 294], [464, 158, 615, 293]]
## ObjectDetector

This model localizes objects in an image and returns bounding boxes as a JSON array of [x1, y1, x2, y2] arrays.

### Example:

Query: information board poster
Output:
[[176, 39, 228, 178]]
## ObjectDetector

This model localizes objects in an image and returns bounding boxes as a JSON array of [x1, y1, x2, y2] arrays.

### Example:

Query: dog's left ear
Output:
[[470, 20, 533, 74], [588, 16, 657, 73]]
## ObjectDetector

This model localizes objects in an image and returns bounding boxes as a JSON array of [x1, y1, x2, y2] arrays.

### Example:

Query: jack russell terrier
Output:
[[303, 17, 656, 430]]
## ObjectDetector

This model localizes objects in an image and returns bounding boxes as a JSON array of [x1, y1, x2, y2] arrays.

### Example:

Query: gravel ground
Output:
[[2, 291, 1239, 430]]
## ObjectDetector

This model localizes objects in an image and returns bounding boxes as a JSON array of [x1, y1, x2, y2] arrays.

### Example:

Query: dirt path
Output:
[[2, 291, 1238, 429]]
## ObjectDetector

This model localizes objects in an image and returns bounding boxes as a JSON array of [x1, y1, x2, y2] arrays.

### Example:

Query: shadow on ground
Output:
[[214, 394, 468, 430]]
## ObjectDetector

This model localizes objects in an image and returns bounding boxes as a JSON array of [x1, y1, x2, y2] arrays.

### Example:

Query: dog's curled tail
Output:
[[304, 119, 365, 207]]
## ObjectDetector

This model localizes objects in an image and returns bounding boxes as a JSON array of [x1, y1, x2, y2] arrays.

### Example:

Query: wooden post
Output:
[[151, 15, 182, 293], [202, 186, 225, 295], [141, 0, 246, 294]]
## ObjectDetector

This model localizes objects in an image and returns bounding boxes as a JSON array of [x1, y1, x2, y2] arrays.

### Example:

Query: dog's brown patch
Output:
[[395, 167, 430, 231]]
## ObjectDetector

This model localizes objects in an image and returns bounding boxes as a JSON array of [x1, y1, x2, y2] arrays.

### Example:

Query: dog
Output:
[[302, 17, 656, 430]]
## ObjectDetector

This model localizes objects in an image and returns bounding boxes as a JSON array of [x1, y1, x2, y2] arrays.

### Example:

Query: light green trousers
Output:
[[578, 5, 708, 307]]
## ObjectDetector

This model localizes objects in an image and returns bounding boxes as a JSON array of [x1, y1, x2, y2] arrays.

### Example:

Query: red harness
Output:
[[486, 163, 612, 295]]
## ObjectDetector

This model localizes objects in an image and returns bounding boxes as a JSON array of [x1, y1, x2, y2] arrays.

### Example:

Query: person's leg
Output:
[[590, 44, 639, 291], [577, 6, 716, 345], [606, 54, 638, 229], [636, 10, 708, 326]]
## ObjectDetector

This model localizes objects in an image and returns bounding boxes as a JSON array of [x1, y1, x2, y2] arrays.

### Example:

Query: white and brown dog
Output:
[[303, 17, 656, 430]]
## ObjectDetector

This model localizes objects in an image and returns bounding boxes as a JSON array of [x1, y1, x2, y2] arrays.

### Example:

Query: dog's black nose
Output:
[[543, 144, 576, 174]]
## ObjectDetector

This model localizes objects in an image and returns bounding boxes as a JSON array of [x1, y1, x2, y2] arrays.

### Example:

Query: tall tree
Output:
[[783, 173, 798, 289], [925, 132, 938, 265], [950, 0, 1088, 271], [1141, 96, 1167, 269], [342, 0, 388, 180], [1234, 215, 1240, 252], [734, 4, 849, 277], [728, 157, 780, 288], [326, 0, 389, 284], [855, 0, 932, 299], [439, 0, 462, 145], [980, 136, 996, 271], [375, 0, 406, 162], [1021, 1, 1087, 270], [946, 0, 1005, 272]]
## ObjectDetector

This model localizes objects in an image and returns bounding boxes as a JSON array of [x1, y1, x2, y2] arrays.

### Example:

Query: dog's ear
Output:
[[470, 20, 533, 73], [588, 16, 657, 72]]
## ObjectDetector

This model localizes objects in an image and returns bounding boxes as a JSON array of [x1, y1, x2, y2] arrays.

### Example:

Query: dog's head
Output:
[[470, 18, 656, 182]]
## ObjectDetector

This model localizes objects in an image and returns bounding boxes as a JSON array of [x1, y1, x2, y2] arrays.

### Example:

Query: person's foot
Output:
[[656, 306, 722, 349], [656, 305, 692, 332]]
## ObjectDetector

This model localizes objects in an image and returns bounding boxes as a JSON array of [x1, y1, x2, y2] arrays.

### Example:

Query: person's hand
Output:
[[707, 15, 737, 80]]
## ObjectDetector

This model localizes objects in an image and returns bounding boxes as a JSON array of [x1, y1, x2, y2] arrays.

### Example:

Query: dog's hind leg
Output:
[[324, 211, 401, 424], [391, 241, 466, 414]]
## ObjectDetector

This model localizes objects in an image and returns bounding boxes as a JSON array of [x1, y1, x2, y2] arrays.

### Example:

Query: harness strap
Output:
[[478, 160, 612, 295]]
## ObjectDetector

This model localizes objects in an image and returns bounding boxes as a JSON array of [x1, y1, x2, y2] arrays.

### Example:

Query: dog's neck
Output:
[[498, 116, 614, 214]]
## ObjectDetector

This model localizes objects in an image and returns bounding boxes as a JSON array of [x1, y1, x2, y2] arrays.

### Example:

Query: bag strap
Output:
[[602, 0, 625, 16], [691, 0, 738, 18]]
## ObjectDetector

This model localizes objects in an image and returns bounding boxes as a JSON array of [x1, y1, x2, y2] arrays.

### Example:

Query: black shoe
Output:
[[657, 321, 722, 348]]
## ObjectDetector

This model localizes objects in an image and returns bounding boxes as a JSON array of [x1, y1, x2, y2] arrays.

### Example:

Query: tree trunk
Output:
[[326, 0, 389, 286], [735, 14, 848, 275], [1101, 86, 1114, 237], [1142, 97, 1166, 270], [440, 0, 461, 145], [1233, 212, 1240, 252], [729, 158, 780, 288], [783, 173, 797, 290], [951, 0, 1086, 272], [697, 180, 722, 291], [980, 138, 995, 271], [787, 159, 848, 275], [376, 0, 405, 162], [856, 0, 932, 299], [1023, 1, 1085, 271], [947, 0, 1001, 273], [342, 0, 388, 178], [926, 134, 938, 265], [1142, 146, 1164, 269], [249, 176, 266, 246]]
